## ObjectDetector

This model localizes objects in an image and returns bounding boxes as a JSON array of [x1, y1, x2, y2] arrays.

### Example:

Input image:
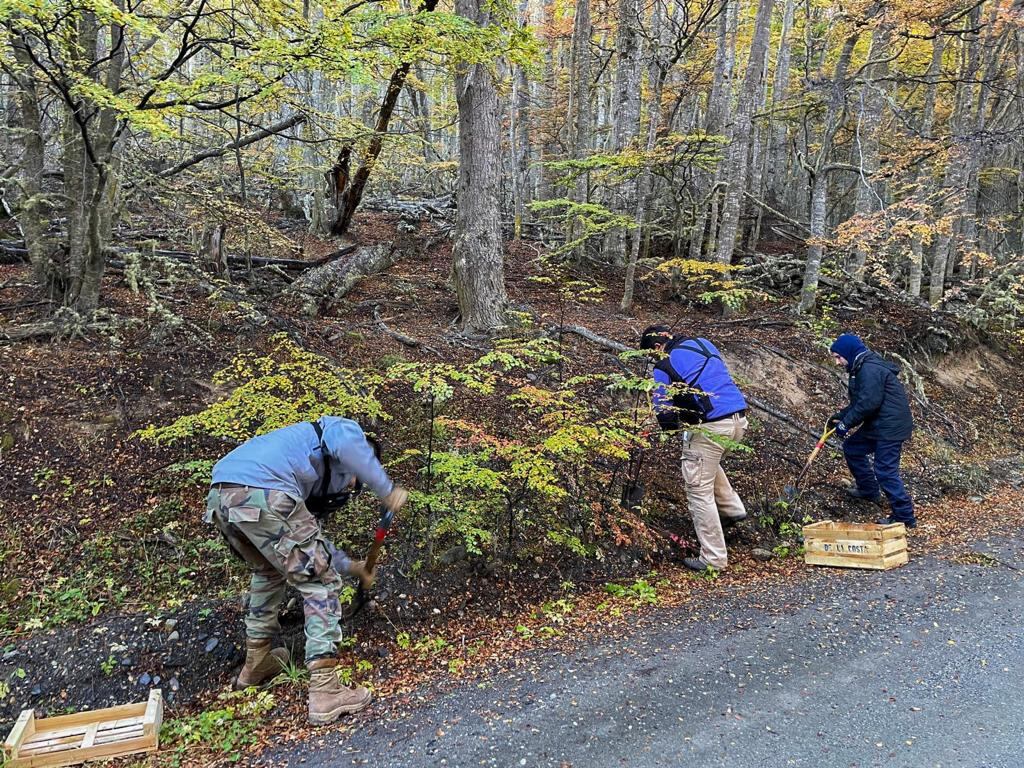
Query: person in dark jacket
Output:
[[828, 334, 916, 527], [641, 325, 749, 572]]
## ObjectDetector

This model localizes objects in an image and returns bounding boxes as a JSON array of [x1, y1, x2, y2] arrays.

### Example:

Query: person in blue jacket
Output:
[[206, 416, 408, 724], [641, 325, 749, 573], [829, 334, 916, 528]]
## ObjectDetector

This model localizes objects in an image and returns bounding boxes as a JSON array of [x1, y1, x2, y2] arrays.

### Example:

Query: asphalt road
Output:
[[275, 534, 1024, 768]]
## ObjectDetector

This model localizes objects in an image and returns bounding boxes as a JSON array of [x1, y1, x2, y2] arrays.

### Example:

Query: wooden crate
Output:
[[3, 690, 162, 768], [803, 520, 909, 570]]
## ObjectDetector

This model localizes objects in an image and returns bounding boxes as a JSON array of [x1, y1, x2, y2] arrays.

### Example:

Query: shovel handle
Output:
[[365, 506, 395, 574], [346, 505, 395, 620], [792, 426, 838, 489]]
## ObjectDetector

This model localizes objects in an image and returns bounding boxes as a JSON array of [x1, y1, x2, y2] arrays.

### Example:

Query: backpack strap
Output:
[[658, 338, 720, 388], [309, 420, 331, 498]]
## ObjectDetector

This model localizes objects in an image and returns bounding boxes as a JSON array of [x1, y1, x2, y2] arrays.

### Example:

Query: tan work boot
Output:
[[232, 639, 289, 690], [307, 658, 372, 725]]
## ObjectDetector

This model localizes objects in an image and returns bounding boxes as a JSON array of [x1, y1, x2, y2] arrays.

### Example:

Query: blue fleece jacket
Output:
[[211, 416, 393, 501], [651, 337, 746, 428]]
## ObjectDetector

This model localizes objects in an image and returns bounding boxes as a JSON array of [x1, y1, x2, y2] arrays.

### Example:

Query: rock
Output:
[[138, 673, 152, 686], [204, 637, 219, 653], [167, 631, 180, 642], [439, 545, 467, 565], [378, 647, 390, 658], [30, 685, 41, 696], [120, 658, 134, 667], [163, 619, 177, 630], [169, 677, 180, 692], [2, 650, 19, 662], [752, 548, 774, 562], [153, 675, 161, 685]]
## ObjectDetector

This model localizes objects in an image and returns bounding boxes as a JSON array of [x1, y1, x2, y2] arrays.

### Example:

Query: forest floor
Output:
[[1, 212, 1023, 765]]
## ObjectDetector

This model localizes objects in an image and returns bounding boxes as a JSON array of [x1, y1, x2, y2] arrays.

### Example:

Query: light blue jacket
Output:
[[211, 417, 393, 501]]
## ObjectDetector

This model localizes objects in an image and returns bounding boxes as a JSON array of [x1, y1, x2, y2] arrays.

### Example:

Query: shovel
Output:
[[343, 504, 395, 620], [780, 424, 836, 504]]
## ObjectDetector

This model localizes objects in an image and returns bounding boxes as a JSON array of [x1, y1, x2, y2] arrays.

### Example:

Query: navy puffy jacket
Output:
[[839, 351, 914, 441]]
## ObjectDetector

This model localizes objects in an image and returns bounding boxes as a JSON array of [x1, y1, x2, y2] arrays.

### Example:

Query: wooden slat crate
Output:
[[3, 689, 162, 768], [803, 520, 909, 570]]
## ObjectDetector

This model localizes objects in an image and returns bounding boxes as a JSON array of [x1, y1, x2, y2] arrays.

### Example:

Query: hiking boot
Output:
[[846, 486, 882, 505], [721, 514, 747, 529], [877, 516, 917, 529], [233, 639, 289, 690], [683, 557, 719, 574], [308, 658, 372, 725]]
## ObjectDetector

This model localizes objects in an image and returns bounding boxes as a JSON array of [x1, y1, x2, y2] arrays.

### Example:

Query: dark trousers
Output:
[[843, 432, 915, 521]]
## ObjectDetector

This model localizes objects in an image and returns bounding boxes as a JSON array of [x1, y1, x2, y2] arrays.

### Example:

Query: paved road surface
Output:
[[275, 533, 1024, 768]]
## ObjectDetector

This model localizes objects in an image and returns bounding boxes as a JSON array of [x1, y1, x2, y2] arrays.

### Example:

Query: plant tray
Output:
[[3, 690, 162, 768], [803, 520, 909, 570]]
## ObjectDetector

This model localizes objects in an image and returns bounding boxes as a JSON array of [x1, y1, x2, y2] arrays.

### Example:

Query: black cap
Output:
[[639, 324, 673, 350]]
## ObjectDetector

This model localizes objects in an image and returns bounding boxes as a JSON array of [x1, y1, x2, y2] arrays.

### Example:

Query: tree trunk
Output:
[[451, 0, 509, 334], [689, 0, 738, 261], [8, 35, 54, 288], [602, 0, 644, 265], [848, 23, 891, 278], [202, 223, 228, 275], [712, 0, 776, 265], [764, 0, 796, 206], [511, 60, 532, 241], [907, 34, 944, 298], [797, 171, 828, 313], [567, 0, 593, 255], [796, 33, 859, 313], [930, 9, 984, 305], [621, 0, 668, 311], [330, 0, 440, 237]]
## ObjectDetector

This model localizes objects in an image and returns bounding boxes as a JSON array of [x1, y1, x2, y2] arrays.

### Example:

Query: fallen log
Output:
[[550, 324, 631, 353], [0, 240, 29, 264], [361, 196, 455, 219], [1, 238, 355, 271], [287, 242, 398, 304], [373, 304, 441, 356]]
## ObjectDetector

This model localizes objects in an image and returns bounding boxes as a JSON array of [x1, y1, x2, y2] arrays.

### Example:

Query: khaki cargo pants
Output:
[[205, 484, 343, 661], [680, 414, 748, 569]]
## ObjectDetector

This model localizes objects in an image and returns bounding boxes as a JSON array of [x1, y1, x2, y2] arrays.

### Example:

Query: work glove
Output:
[[827, 412, 844, 430], [834, 421, 850, 439], [347, 559, 376, 591], [382, 485, 409, 513]]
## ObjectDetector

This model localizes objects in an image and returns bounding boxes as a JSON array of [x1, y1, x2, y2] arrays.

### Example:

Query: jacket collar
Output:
[[848, 350, 871, 374]]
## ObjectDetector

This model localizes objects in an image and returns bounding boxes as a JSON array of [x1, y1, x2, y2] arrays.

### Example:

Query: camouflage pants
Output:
[[205, 484, 343, 661]]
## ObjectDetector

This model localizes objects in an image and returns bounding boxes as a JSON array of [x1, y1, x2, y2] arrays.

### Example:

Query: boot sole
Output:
[[308, 699, 372, 725]]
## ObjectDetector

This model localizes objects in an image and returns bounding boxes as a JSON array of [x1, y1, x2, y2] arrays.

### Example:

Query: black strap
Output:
[[658, 338, 720, 390], [310, 420, 331, 499]]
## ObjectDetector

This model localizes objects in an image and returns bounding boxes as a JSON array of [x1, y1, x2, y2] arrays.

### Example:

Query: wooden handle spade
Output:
[[781, 424, 836, 503], [344, 505, 395, 620]]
